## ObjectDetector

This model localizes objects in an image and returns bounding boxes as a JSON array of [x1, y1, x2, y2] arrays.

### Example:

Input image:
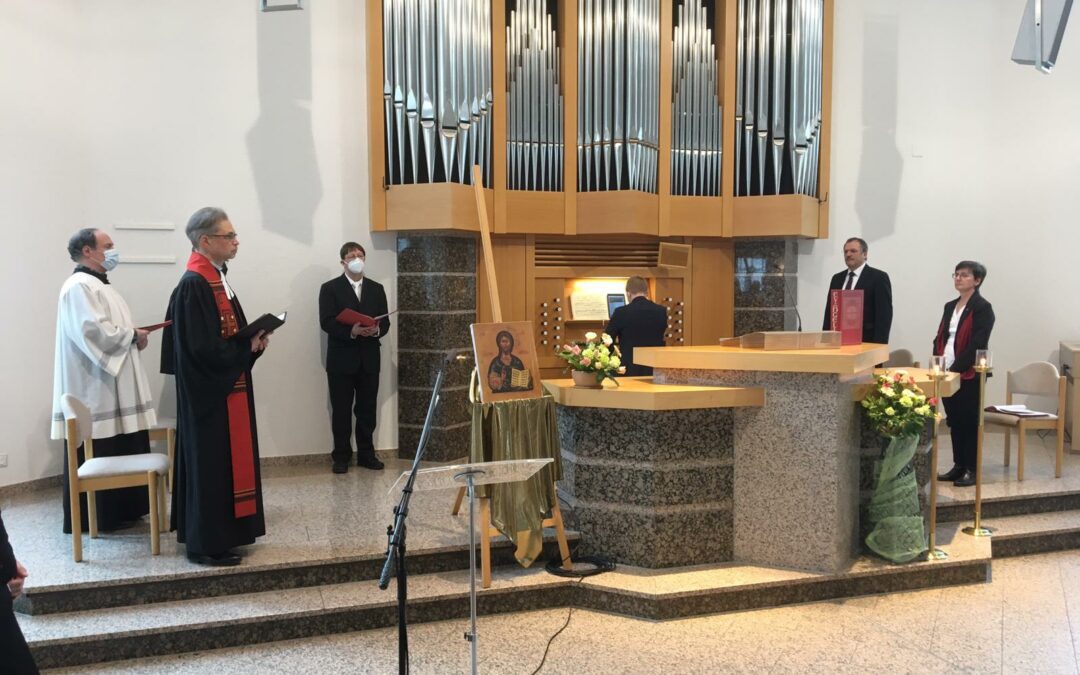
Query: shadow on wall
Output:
[[856, 14, 903, 240], [247, 8, 322, 245]]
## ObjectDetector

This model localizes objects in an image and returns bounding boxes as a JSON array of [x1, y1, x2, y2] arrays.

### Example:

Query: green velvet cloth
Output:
[[470, 394, 563, 566]]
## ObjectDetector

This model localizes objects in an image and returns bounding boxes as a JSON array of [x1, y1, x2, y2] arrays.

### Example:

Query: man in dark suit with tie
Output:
[[319, 242, 390, 474], [822, 237, 893, 344], [607, 276, 668, 376]]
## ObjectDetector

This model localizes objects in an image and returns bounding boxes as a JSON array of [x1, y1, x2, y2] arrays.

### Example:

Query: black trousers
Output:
[[943, 376, 979, 470], [0, 594, 38, 674], [328, 370, 380, 464], [62, 431, 151, 534]]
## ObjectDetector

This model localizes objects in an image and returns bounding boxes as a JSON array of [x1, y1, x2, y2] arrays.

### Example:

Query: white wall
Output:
[[4, 0, 1078, 486], [0, 1, 398, 487], [0, 2, 85, 485], [801, 0, 1080, 403]]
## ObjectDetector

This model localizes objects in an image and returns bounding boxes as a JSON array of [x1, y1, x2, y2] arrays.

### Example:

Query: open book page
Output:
[[984, 404, 1051, 417]]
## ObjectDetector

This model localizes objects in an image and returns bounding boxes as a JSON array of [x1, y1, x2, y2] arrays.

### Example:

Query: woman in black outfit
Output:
[[1, 508, 38, 673], [933, 261, 995, 487]]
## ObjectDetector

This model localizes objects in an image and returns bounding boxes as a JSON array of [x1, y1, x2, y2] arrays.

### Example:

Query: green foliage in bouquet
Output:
[[861, 370, 939, 438], [554, 331, 624, 385]]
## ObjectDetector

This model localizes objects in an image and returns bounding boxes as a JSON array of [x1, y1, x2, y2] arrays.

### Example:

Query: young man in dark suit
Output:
[[607, 276, 667, 376], [822, 237, 893, 344], [319, 242, 390, 474]]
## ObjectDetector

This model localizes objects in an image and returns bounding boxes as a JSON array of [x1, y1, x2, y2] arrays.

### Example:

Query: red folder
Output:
[[139, 320, 172, 332], [335, 308, 397, 327], [829, 290, 863, 345]]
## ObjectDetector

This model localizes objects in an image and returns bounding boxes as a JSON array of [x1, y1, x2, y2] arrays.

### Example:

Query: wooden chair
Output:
[[984, 362, 1066, 481], [61, 394, 170, 562], [148, 416, 176, 492]]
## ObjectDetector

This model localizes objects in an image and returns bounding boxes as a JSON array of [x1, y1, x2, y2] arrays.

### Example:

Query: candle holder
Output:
[[926, 356, 948, 560], [963, 350, 994, 537]]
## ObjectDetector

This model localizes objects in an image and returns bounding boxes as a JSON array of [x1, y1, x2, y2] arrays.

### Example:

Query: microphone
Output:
[[779, 264, 803, 332]]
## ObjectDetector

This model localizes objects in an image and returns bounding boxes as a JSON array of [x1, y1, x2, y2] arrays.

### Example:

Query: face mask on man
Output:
[[347, 258, 365, 275], [102, 249, 120, 271]]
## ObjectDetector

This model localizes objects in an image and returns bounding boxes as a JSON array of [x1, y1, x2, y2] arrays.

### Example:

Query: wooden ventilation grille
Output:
[[534, 237, 660, 268]]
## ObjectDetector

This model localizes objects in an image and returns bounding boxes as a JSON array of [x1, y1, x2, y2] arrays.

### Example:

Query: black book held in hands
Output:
[[234, 311, 287, 342]]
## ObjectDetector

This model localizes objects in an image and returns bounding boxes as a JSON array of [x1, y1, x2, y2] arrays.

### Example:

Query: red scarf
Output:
[[187, 252, 258, 518]]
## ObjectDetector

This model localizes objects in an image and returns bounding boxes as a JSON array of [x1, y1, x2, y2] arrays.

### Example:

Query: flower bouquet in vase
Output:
[[555, 332, 624, 388], [860, 370, 939, 563]]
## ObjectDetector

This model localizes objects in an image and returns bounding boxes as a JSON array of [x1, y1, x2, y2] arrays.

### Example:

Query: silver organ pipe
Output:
[[383, 0, 492, 186], [577, 0, 659, 193], [507, 0, 564, 191], [735, 0, 823, 197], [379, 1, 822, 199], [671, 0, 722, 197]]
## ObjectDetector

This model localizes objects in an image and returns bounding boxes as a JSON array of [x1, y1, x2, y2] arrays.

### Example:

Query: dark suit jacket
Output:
[[822, 265, 893, 344], [607, 296, 667, 376], [933, 292, 995, 381], [319, 275, 390, 375]]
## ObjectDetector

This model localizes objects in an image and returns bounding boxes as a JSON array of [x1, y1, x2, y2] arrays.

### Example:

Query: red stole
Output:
[[187, 252, 258, 518]]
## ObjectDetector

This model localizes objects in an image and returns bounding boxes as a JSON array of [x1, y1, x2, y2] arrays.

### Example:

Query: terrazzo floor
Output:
[[5, 431, 1080, 673], [3, 432, 1070, 591], [44, 549, 1080, 674], [1, 457, 476, 590]]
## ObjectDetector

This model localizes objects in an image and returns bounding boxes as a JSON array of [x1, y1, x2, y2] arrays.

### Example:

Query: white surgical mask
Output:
[[347, 258, 365, 275], [102, 249, 120, 271]]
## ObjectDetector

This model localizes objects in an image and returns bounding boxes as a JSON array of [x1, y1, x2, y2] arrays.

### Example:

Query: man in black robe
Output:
[[1, 508, 38, 673], [162, 207, 270, 567]]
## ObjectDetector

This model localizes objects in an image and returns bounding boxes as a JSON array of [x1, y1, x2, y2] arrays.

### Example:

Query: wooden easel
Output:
[[453, 165, 572, 588]]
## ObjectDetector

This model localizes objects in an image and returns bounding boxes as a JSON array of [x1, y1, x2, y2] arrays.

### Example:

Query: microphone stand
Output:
[[379, 351, 458, 675]]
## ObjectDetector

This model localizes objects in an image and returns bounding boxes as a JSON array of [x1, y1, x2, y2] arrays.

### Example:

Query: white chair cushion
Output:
[[78, 453, 170, 479], [984, 411, 1057, 428]]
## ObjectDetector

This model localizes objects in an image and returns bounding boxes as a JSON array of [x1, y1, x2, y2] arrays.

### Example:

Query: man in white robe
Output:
[[51, 228, 157, 534]]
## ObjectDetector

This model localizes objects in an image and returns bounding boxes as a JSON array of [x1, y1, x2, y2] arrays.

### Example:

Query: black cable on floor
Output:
[[528, 579, 582, 675], [545, 492, 617, 577]]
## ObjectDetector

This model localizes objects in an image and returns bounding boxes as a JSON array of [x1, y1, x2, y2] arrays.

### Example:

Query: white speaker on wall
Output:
[[1012, 0, 1073, 72]]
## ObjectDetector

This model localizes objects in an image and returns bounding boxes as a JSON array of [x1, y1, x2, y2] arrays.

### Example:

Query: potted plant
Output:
[[860, 370, 939, 563], [554, 332, 624, 388]]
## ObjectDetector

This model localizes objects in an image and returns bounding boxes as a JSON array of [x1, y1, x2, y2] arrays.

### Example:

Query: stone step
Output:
[[21, 523, 990, 670], [982, 510, 1080, 558], [23, 566, 568, 670], [15, 535, 577, 616], [935, 487, 1080, 523]]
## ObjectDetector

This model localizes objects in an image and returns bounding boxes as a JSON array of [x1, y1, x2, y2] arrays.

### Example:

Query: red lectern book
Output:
[[829, 289, 864, 345], [335, 308, 398, 327]]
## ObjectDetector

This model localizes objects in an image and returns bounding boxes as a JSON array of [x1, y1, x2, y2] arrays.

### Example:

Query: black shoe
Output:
[[937, 465, 964, 482], [953, 469, 976, 487], [187, 551, 242, 567], [332, 461, 349, 474], [357, 457, 385, 470]]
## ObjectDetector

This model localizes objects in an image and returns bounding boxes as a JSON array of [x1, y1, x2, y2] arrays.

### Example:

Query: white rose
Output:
[[585, 331, 598, 341]]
